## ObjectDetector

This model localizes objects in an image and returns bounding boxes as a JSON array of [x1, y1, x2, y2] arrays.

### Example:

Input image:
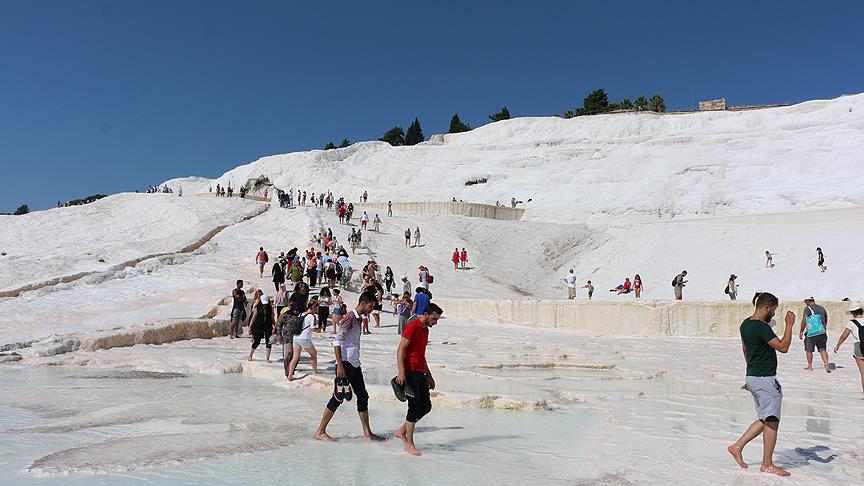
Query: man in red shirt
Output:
[[394, 303, 443, 456]]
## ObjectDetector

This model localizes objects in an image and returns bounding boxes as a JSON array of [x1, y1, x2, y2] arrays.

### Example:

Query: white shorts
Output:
[[293, 337, 314, 349]]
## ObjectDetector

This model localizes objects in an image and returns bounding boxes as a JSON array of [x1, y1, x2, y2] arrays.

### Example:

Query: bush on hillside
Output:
[[489, 106, 511, 122], [67, 195, 107, 206], [247, 176, 271, 192], [563, 90, 665, 117], [464, 177, 487, 186], [379, 126, 405, 146], [324, 142, 336, 150], [13, 204, 29, 215], [339, 138, 351, 148], [648, 94, 666, 112]]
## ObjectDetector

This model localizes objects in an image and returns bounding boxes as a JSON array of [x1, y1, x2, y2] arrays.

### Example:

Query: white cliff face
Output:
[[169, 93, 864, 224]]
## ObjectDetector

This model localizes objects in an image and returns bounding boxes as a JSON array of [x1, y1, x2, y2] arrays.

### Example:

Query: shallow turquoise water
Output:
[[0, 368, 604, 485]]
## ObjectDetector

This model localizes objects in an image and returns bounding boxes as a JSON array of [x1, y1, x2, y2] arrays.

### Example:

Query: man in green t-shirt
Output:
[[727, 292, 795, 477]]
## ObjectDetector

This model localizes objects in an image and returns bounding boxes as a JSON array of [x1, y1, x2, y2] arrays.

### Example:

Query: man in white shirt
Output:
[[314, 291, 385, 442], [563, 269, 577, 300]]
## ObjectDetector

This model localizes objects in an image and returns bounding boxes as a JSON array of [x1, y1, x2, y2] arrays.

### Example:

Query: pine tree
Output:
[[339, 138, 351, 148], [13, 204, 29, 215], [648, 94, 667, 112], [448, 113, 471, 133], [579, 89, 610, 116], [324, 142, 336, 150], [404, 118, 425, 145], [379, 126, 405, 146], [619, 98, 634, 110], [635, 96, 648, 111], [488, 106, 511, 122]]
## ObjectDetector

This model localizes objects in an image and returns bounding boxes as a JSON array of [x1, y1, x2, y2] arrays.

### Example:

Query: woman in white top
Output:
[[833, 302, 864, 394], [287, 298, 319, 381]]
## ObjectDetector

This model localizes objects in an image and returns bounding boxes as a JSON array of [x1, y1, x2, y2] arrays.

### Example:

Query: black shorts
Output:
[[251, 327, 273, 349], [406, 372, 432, 423], [804, 333, 828, 352]]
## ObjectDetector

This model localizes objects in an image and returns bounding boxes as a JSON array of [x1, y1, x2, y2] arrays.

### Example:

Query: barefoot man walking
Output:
[[314, 291, 385, 442], [728, 292, 794, 477], [394, 303, 443, 456]]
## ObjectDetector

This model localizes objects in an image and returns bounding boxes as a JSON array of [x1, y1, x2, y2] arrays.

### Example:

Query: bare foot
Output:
[[365, 432, 386, 441], [727, 445, 748, 468], [395, 429, 406, 442], [825, 366, 831, 373], [759, 465, 790, 477], [404, 445, 422, 456], [803, 367, 813, 371], [287, 375, 294, 381], [315, 431, 336, 441]]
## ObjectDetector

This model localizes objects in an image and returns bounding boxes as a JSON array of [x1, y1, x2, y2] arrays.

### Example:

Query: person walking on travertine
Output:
[[816, 247, 826, 272], [765, 250, 776, 269], [314, 292, 385, 443], [563, 269, 577, 300], [726, 274, 739, 301], [672, 270, 687, 300], [414, 227, 421, 247], [799, 297, 830, 373], [833, 302, 864, 394], [727, 292, 794, 477], [394, 303, 444, 456]]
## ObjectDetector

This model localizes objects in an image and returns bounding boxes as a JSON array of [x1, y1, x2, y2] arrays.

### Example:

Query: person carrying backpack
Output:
[[799, 297, 830, 373], [287, 298, 319, 381], [418, 265, 431, 291], [833, 302, 864, 394], [672, 270, 687, 300], [725, 274, 738, 301]]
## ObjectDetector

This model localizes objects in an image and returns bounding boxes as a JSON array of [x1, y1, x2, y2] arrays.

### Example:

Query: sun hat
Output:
[[848, 302, 864, 313], [260, 294, 269, 305]]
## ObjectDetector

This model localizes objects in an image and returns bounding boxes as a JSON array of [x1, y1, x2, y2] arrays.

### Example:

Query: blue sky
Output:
[[1, 1, 863, 211]]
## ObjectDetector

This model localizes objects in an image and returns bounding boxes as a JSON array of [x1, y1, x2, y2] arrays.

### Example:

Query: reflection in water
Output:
[[804, 405, 832, 435]]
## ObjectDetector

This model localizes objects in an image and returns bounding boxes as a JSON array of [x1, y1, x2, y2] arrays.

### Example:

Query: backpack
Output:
[[671, 277, 678, 288], [804, 306, 826, 337], [852, 319, 864, 349], [290, 315, 307, 336], [426, 273, 434, 284], [724, 284, 730, 294]]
